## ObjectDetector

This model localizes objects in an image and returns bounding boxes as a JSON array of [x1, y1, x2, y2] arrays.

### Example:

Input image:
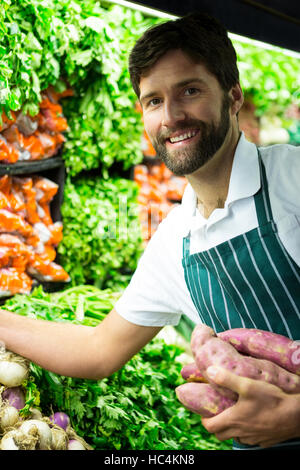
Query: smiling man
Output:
[[137, 48, 242, 218], [139, 54, 235, 179], [0, 12, 300, 451]]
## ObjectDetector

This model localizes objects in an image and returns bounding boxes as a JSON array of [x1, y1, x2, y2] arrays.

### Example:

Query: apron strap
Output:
[[183, 231, 191, 256], [183, 148, 274, 257], [254, 148, 274, 226]]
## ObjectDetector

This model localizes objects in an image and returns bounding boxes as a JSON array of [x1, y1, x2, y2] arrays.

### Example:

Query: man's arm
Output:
[[202, 366, 300, 448], [0, 308, 162, 380]]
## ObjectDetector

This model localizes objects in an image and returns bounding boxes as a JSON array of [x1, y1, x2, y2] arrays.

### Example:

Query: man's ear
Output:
[[229, 82, 244, 116]]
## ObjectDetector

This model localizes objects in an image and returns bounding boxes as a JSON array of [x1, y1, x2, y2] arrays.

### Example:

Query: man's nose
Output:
[[161, 101, 186, 128]]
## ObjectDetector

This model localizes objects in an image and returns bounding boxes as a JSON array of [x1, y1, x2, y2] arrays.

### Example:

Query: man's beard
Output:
[[152, 94, 231, 176]]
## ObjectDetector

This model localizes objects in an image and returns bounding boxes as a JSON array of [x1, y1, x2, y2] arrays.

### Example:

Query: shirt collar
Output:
[[181, 132, 261, 221]]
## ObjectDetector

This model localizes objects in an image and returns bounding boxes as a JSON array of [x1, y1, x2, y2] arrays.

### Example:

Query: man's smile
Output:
[[165, 129, 200, 148]]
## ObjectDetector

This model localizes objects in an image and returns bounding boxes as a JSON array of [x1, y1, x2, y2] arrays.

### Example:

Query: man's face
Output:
[[139, 49, 233, 176]]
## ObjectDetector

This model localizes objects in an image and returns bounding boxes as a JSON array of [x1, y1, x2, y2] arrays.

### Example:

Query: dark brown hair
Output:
[[129, 12, 239, 98]]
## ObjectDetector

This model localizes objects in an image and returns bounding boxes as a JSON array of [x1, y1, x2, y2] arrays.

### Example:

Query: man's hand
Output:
[[201, 366, 300, 448]]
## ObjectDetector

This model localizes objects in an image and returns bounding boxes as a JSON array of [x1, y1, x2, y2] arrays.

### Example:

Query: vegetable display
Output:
[[234, 41, 300, 119], [57, 176, 143, 289], [176, 324, 300, 418], [1, 0, 298, 453], [0, 413, 92, 450], [3, 285, 120, 326], [2, 286, 232, 450], [0, 0, 160, 176], [0, 81, 70, 297]]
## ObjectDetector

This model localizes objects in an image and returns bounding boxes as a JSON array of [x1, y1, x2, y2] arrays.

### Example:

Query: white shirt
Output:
[[115, 133, 300, 327]]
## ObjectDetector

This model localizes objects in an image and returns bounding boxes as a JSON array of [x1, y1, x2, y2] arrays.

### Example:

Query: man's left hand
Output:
[[201, 366, 300, 448]]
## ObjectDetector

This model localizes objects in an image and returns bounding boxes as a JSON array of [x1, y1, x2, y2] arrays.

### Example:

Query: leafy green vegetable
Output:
[[3, 284, 120, 326], [57, 175, 144, 289], [30, 342, 232, 450], [233, 40, 300, 117], [59, 5, 160, 176], [3, 286, 232, 450], [2, 0, 298, 173], [19, 378, 41, 418], [0, 0, 160, 173]]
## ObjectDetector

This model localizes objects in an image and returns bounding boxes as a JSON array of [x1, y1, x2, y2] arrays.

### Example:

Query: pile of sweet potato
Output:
[[176, 325, 300, 417], [0, 175, 70, 297]]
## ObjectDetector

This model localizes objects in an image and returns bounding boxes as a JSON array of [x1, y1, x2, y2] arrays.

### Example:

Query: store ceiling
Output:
[[130, 0, 300, 53]]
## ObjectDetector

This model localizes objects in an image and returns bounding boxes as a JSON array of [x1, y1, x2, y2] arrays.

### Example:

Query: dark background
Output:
[[130, 0, 300, 53]]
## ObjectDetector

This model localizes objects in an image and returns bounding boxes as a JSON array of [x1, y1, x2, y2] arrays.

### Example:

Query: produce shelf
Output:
[[0, 155, 64, 176]]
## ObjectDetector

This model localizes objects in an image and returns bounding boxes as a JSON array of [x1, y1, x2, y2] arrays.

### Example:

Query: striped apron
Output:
[[182, 149, 300, 450]]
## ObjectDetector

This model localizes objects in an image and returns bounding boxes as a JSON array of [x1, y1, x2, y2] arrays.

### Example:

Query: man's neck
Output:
[[186, 128, 241, 219]]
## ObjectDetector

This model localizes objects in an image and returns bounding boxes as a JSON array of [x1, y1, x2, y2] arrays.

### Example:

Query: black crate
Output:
[[0, 155, 65, 223]]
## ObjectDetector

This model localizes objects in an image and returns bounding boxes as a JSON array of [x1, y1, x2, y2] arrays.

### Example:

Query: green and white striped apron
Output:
[[182, 149, 300, 450]]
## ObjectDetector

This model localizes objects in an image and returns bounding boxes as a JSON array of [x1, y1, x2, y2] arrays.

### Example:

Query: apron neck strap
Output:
[[183, 231, 191, 256], [254, 148, 274, 226], [182, 147, 274, 256]]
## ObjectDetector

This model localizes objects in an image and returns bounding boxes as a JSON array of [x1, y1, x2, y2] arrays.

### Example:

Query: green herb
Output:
[[233, 40, 300, 117], [57, 175, 144, 290], [19, 378, 41, 418], [3, 284, 120, 326], [59, 4, 160, 176]]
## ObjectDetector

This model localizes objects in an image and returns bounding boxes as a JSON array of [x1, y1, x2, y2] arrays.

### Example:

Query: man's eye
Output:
[[184, 88, 198, 96], [148, 98, 161, 107]]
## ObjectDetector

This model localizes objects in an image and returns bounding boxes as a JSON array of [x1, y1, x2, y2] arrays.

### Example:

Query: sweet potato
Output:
[[180, 362, 208, 383], [191, 325, 300, 394], [218, 328, 300, 376], [180, 361, 237, 402], [176, 382, 236, 417]]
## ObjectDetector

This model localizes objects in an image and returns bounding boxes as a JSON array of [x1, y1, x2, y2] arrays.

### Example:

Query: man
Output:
[[0, 13, 300, 450]]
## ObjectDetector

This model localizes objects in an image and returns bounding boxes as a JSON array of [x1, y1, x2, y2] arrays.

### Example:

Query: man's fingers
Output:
[[206, 365, 252, 395], [206, 365, 283, 398]]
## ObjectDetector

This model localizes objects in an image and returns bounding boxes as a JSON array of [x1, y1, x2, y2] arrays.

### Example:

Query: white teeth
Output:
[[169, 130, 197, 143]]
